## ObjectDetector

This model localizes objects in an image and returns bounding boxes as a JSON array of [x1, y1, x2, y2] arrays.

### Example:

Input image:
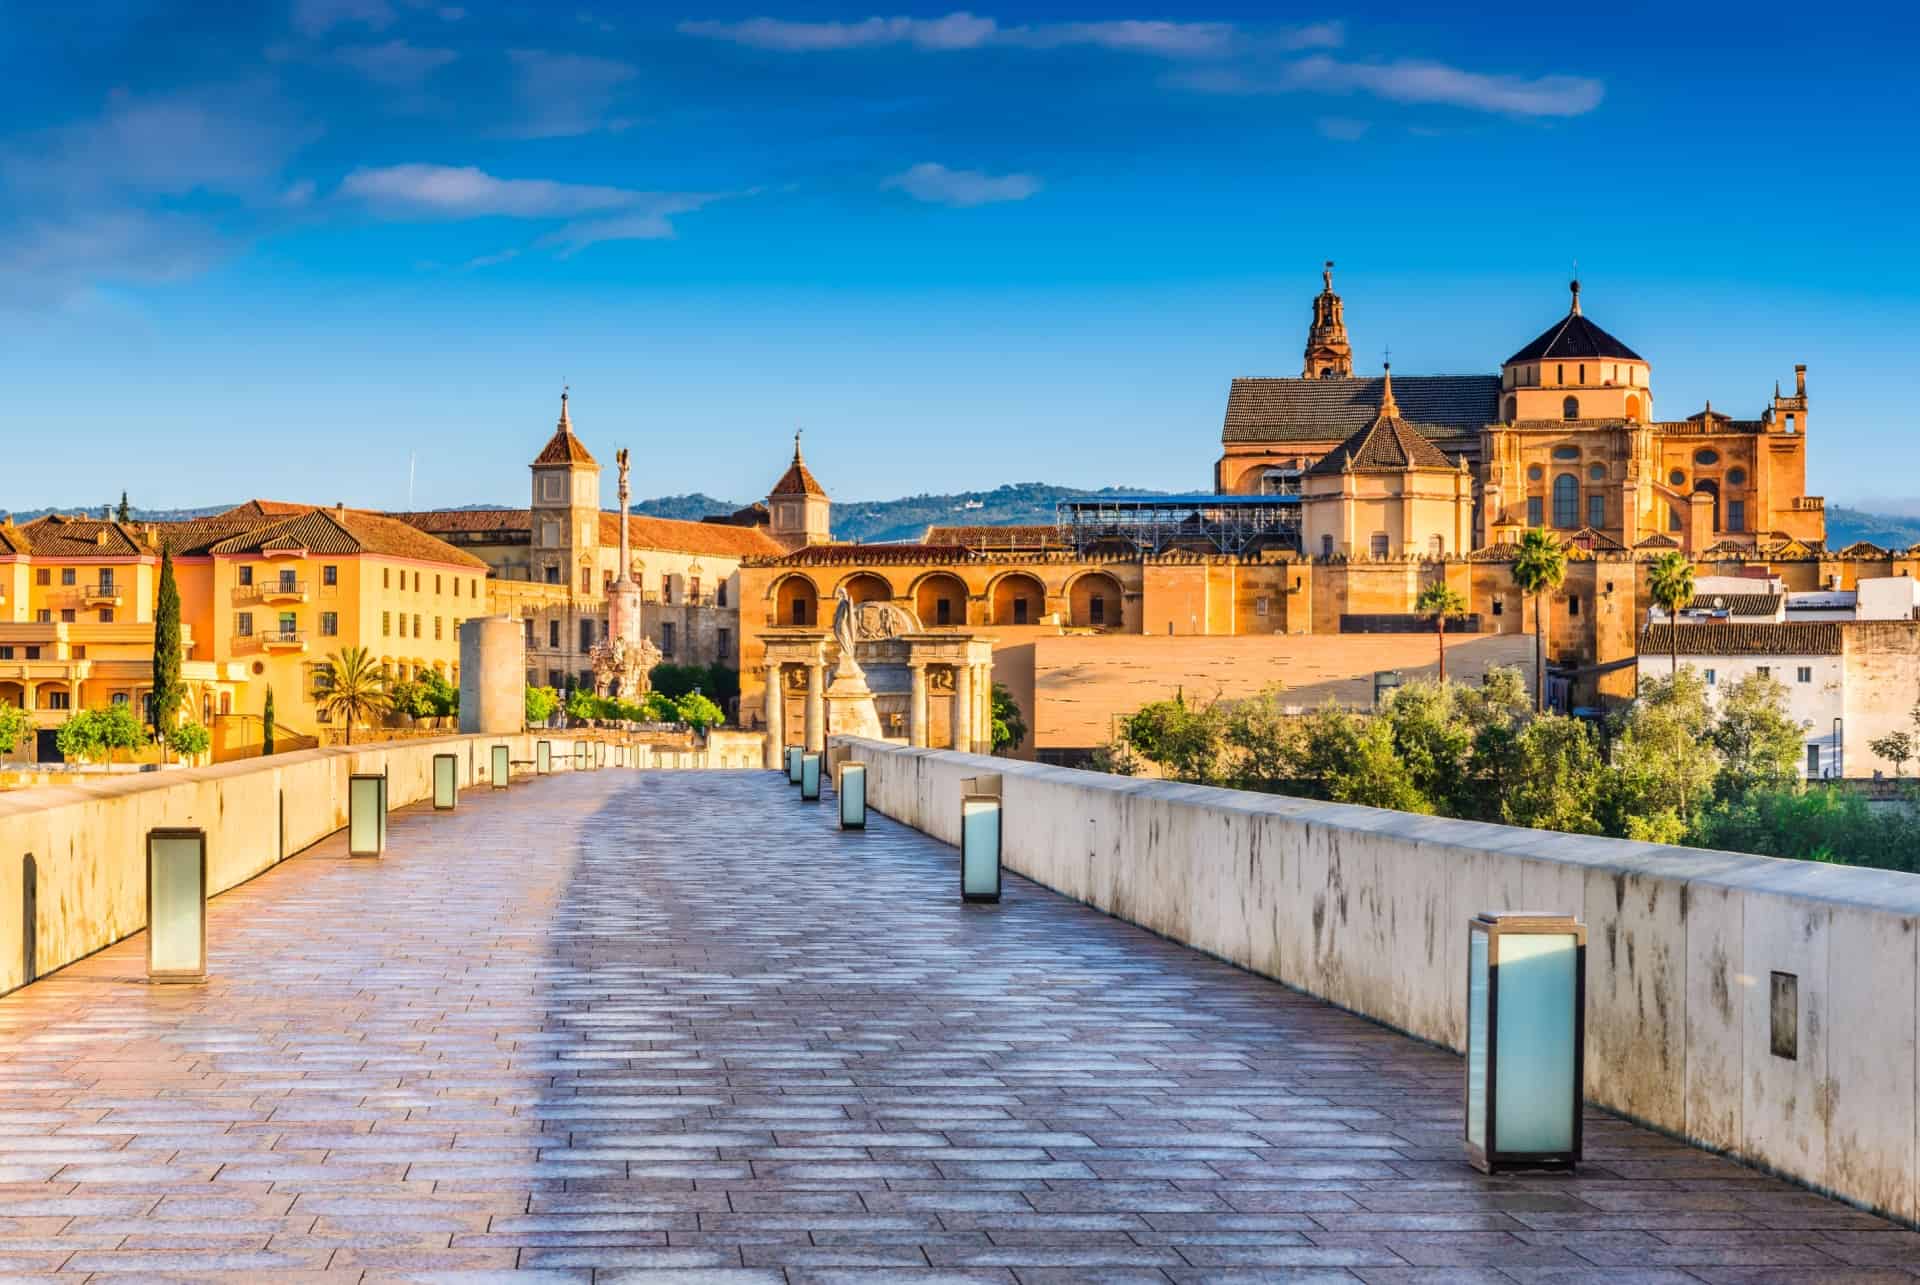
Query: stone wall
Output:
[[839, 737, 1920, 1225], [0, 730, 762, 997]]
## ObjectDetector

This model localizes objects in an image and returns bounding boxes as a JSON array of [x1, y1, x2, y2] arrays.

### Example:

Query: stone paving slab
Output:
[[0, 769, 1915, 1281]]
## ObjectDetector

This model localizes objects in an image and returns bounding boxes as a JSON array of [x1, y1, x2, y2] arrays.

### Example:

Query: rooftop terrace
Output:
[[1, 767, 1913, 1280]]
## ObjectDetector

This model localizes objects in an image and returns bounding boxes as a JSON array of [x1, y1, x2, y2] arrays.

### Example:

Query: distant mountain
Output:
[[632, 493, 748, 523], [1826, 506, 1920, 550], [0, 503, 236, 524]]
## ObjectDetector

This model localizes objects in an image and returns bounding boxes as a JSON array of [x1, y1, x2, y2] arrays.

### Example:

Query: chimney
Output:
[[1794, 364, 1807, 397]]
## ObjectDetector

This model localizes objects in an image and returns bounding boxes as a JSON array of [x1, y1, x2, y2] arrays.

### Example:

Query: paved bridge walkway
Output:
[[0, 770, 1913, 1282]]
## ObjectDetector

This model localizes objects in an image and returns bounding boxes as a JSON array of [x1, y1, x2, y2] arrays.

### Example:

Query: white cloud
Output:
[[1185, 54, 1603, 118], [292, 0, 395, 37], [1001, 20, 1237, 57], [680, 13, 996, 52], [462, 247, 519, 269], [882, 162, 1039, 207], [1315, 115, 1369, 141], [505, 48, 637, 138], [337, 39, 457, 87], [540, 196, 725, 253], [0, 211, 231, 307], [339, 164, 651, 217], [677, 12, 1331, 58]]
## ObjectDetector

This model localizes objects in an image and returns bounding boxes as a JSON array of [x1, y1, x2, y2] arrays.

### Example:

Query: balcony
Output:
[[236, 580, 310, 604], [80, 582, 124, 607], [260, 630, 306, 652]]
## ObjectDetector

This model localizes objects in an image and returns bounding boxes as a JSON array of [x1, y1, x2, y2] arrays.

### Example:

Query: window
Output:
[[321, 611, 338, 637], [604, 570, 614, 590], [1492, 599, 1503, 617], [1503, 396, 1516, 422], [580, 566, 592, 593], [23, 645, 38, 660], [1320, 534, 1334, 558], [542, 474, 563, 501], [414, 572, 421, 592], [660, 621, 675, 656], [397, 614, 407, 638], [71, 645, 86, 659], [1553, 445, 1579, 460], [34, 568, 49, 586], [1807, 744, 1821, 776], [1553, 474, 1579, 528], [1370, 533, 1390, 558], [279, 611, 297, 636], [1756, 666, 1771, 679], [790, 599, 807, 625], [239, 566, 255, 586], [580, 619, 595, 651], [717, 627, 731, 657], [453, 577, 460, 597], [1694, 449, 1719, 466], [1527, 465, 1544, 481], [434, 617, 443, 640], [1587, 463, 1606, 482], [98, 568, 115, 589], [1785, 413, 1797, 433], [1670, 506, 1683, 531], [523, 618, 535, 649], [383, 568, 391, 589], [1256, 597, 1270, 616], [413, 613, 421, 637], [381, 610, 390, 637], [0, 647, 8, 659], [689, 577, 701, 601], [44, 690, 69, 711], [111, 691, 128, 706], [1577, 364, 1586, 384], [548, 620, 560, 648], [1797, 666, 1812, 683], [35, 609, 50, 623], [543, 565, 560, 585], [60, 608, 75, 623], [1556, 364, 1564, 383], [1727, 500, 1745, 532], [663, 578, 674, 605], [323, 564, 337, 586], [99, 608, 114, 623], [435, 575, 442, 594], [1089, 594, 1107, 625], [60, 568, 76, 586], [718, 582, 728, 607], [1705, 668, 1716, 685], [1562, 396, 1579, 420], [936, 598, 952, 625], [1012, 598, 1029, 625], [279, 568, 297, 591], [1428, 535, 1444, 558], [237, 612, 254, 637], [1568, 595, 1580, 617], [471, 579, 478, 597], [1527, 496, 1543, 527], [1726, 467, 1746, 486], [1588, 494, 1606, 528]]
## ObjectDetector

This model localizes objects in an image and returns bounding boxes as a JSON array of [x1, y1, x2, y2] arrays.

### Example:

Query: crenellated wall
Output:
[[839, 737, 1920, 1226]]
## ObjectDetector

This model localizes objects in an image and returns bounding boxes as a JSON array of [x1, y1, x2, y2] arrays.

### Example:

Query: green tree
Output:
[[1510, 527, 1567, 711], [387, 679, 431, 720], [1501, 715, 1605, 834], [565, 686, 600, 724], [1869, 729, 1915, 778], [1380, 682, 1473, 815], [0, 701, 34, 755], [261, 685, 275, 756], [641, 691, 680, 722], [989, 682, 1027, 753], [165, 721, 211, 760], [675, 691, 725, 730], [315, 647, 389, 745], [1218, 684, 1294, 791], [1288, 702, 1428, 812], [1414, 581, 1469, 684], [1605, 668, 1720, 842], [1647, 550, 1696, 676], [1711, 671, 1804, 800], [1121, 691, 1224, 783], [417, 669, 458, 717], [150, 548, 183, 743], [525, 684, 559, 726], [55, 705, 147, 764]]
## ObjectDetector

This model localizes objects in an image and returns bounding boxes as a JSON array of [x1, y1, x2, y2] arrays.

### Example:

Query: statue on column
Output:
[[593, 445, 657, 702]]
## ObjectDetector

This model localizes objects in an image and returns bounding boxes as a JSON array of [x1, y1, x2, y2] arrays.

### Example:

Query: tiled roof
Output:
[[0, 525, 28, 555], [764, 543, 974, 567], [1837, 541, 1888, 557], [204, 508, 489, 569], [1504, 288, 1644, 364], [218, 499, 314, 520], [1222, 375, 1500, 443], [771, 453, 827, 498], [1639, 622, 1841, 656], [11, 515, 151, 558], [596, 512, 785, 559], [532, 394, 597, 467], [1686, 593, 1782, 616], [151, 516, 279, 556], [1306, 413, 1458, 476], [923, 524, 1065, 550], [1634, 534, 1682, 549], [391, 508, 533, 535]]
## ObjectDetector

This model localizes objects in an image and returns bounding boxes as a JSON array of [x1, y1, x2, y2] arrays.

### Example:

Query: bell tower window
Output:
[[1562, 396, 1579, 421]]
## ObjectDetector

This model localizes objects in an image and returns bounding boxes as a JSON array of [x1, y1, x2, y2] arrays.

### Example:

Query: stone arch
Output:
[[1624, 393, 1642, 423], [835, 572, 894, 604], [988, 571, 1047, 626], [771, 573, 820, 627], [1067, 569, 1125, 629], [911, 571, 970, 627]]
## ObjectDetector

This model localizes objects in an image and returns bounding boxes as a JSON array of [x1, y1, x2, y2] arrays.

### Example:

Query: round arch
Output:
[[770, 573, 820, 627], [988, 571, 1047, 626], [1067, 570, 1125, 629], [834, 571, 894, 605], [912, 571, 970, 628]]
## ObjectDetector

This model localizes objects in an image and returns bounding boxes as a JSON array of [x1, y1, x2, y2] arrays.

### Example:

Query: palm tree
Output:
[[316, 646, 389, 746], [1647, 550, 1696, 677], [1511, 528, 1568, 712], [1415, 581, 1469, 684]]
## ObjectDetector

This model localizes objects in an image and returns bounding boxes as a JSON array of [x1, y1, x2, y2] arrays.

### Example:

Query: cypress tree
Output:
[[152, 548, 182, 742], [116, 490, 131, 522], [262, 685, 276, 756]]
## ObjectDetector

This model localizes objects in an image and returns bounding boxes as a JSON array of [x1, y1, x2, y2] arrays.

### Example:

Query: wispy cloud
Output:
[[882, 162, 1039, 207], [1315, 115, 1369, 141], [462, 247, 519, 269], [0, 211, 232, 307], [504, 48, 637, 138], [1182, 54, 1604, 118], [540, 197, 728, 254], [292, 0, 395, 38], [337, 39, 457, 88], [677, 13, 1339, 59]]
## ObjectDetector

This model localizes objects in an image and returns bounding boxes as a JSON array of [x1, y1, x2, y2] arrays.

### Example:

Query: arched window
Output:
[[1562, 396, 1579, 420], [1503, 396, 1516, 423], [1625, 394, 1642, 422], [1785, 413, 1797, 433], [1552, 474, 1579, 528]]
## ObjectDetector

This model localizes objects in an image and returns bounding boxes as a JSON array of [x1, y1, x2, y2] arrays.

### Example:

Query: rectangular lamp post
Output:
[[146, 828, 207, 984], [800, 752, 822, 801], [491, 743, 510, 788], [839, 762, 867, 829], [595, 741, 607, 769], [575, 743, 587, 771], [536, 740, 551, 775], [432, 752, 458, 811], [1465, 911, 1586, 1174], [787, 745, 803, 785], [960, 786, 1002, 903], [348, 772, 387, 857]]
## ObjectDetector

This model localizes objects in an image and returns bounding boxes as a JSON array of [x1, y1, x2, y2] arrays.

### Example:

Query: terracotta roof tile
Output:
[[922, 524, 1065, 550], [1223, 374, 1499, 444], [1685, 593, 1782, 616], [12, 515, 151, 558], [770, 454, 826, 498], [1306, 413, 1458, 475], [762, 543, 973, 567], [195, 507, 488, 569], [596, 512, 785, 559], [390, 508, 533, 535], [1640, 622, 1841, 656]]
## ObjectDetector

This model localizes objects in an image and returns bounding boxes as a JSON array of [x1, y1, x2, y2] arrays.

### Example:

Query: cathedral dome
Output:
[[1504, 281, 1643, 366]]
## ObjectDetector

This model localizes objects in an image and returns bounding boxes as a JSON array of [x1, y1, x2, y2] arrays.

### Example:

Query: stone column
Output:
[[951, 662, 972, 752], [974, 662, 993, 754], [762, 662, 783, 767], [908, 661, 928, 748], [804, 660, 825, 753]]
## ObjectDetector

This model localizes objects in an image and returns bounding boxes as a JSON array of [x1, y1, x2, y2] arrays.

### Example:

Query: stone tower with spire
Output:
[[529, 388, 602, 591], [767, 431, 831, 551], [1303, 260, 1353, 379]]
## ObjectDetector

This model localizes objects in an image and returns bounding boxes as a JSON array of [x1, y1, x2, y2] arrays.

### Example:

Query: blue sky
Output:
[[3, 2, 1915, 514]]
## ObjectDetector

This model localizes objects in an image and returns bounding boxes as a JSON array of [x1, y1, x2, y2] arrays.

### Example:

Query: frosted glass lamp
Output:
[[146, 828, 207, 984], [800, 752, 822, 800], [960, 794, 1002, 903], [348, 772, 387, 857], [787, 745, 803, 785], [432, 752, 457, 810], [595, 741, 606, 769], [536, 740, 552, 775], [491, 744, 510, 789], [839, 762, 867, 830], [574, 743, 587, 770], [1465, 911, 1586, 1173]]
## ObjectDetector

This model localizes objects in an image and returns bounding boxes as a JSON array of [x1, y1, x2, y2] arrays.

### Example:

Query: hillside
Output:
[[1826, 506, 1920, 550]]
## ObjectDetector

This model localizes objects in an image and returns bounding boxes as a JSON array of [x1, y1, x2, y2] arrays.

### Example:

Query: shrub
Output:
[[55, 705, 148, 763]]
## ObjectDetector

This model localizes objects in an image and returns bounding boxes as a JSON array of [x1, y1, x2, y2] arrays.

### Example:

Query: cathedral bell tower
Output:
[[1303, 261, 1353, 379], [529, 388, 602, 592]]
